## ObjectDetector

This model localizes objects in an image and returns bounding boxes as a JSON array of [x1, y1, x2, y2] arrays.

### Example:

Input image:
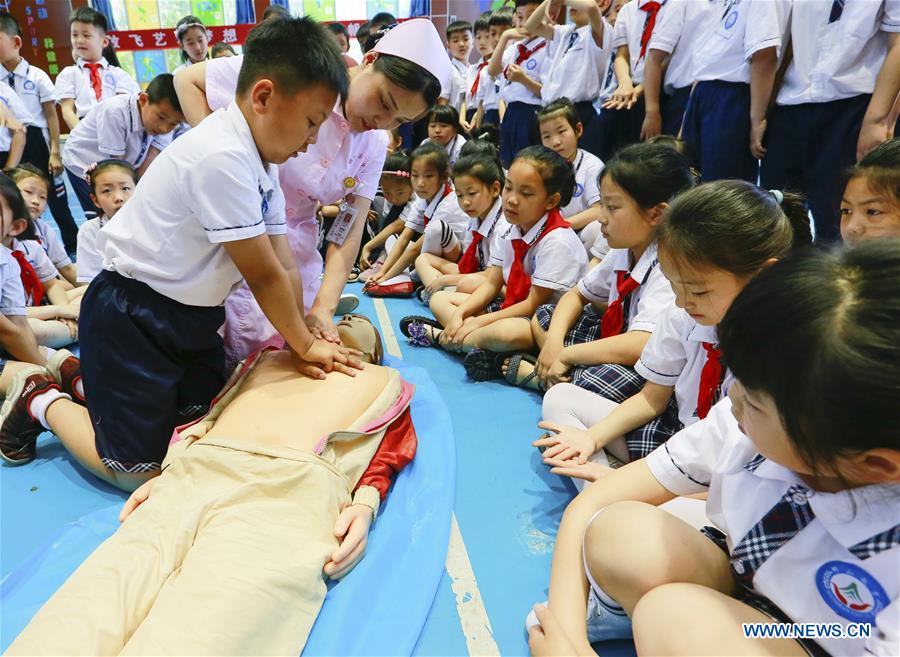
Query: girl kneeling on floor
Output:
[[528, 240, 900, 657], [400, 146, 587, 379], [364, 143, 468, 297], [413, 144, 509, 304], [538, 181, 813, 487], [507, 142, 694, 394]]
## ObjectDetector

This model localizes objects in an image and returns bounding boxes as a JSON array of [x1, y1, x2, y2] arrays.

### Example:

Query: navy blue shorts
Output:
[[500, 101, 540, 169], [581, 96, 645, 161], [483, 109, 501, 127], [662, 86, 692, 137], [681, 80, 757, 183], [65, 167, 100, 220], [79, 270, 227, 473]]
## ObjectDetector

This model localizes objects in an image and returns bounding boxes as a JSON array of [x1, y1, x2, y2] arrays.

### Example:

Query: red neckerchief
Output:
[[83, 61, 103, 101], [599, 270, 641, 337], [11, 248, 44, 306], [501, 209, 569, 309], [696, 342, 724, 419], [504, 39, 547, 78], [639, 2, 663, 59], [469, 59, 490, 99]]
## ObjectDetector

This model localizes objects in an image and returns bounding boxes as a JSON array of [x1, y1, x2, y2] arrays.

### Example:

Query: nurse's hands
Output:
[[292, 339, 363, 380], [119, 477, 158, 522], [324, 504, 373, 580], [307, 307, 342, 344]]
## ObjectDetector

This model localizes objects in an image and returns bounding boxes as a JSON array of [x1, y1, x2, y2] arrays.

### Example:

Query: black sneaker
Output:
[[0, 366, 59, 465]]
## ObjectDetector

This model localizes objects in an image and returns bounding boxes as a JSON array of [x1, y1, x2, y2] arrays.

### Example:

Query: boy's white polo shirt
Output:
[[0, 245, 26, 317], [577, 243, 674, 332], [692, 0, 786, 84], [61, 93, 173, 179], [646, 398, 900, 657], [561, 149, 604, 218], [475, 65, 501, 111], [54, 57, 140, 118], [99, 102, 287, 307], [4, 59, 55, 134], [636, 305, 735, 427], [612, 0, 672, 86], [648, 0, 719, 91], [541, 22, 612, 104], [499, 37, 548, 105], [0, 80, 32, 152], [490, 213, 587, 302], [777, 0, 900, 105]]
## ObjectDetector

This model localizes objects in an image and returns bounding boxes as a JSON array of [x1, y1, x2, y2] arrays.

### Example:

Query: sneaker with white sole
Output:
[[0, 366, 59, 465], [335, 293, 360, 315], [524, 592, 633, 644]]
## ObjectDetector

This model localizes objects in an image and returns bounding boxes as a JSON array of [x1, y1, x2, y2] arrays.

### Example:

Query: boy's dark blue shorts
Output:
[[79, 270, 227, 473]]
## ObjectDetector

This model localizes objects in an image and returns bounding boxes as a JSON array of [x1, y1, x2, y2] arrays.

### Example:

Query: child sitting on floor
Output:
[[358, 151, 416, 280], [8, 165, 77, 286], [840, 139, 900, 244], [400, 146, 587, 382], [0, 177, 82, 348], [538, 181, 812, 487], [528, 240, 900, 657], [511, 143, 693, 394], [422, 104, 467, 165], [538, 98, 606, 254], [76, 159, 136, 284], [364, 143, 469, 297], [413, 146, 509, 303]]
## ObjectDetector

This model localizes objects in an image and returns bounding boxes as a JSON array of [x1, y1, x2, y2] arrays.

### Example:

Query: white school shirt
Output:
[[99, 102, 287, 307], [577, 243, 675, 332], [75, 214, 109, 283], [0, 245, 26, 316], [475, 65, 502, 112], [612, 0, 673, 86], [440, 59, 467, 111], [561, 149, 604, 218], [61, 93, 173, 180], [648, 0, 721, 92], [54, 57, 139, 119], [590, 230, 610, 260], [33, 218, 72, 269], [692, 0, 786, 84], [646, 398, 900, 657], [465, 59, 491, 109], [404, 185, 468, 240], [499, 37, 548, 105], [3, 59, 54, 136], [465, 198, 510, 270], [777, 0, 900, 106], [541, 22, 613, 104], [636, 305, 735, 427], [10, 238, 57, 306], [422, 134, 467, 166], [489, 213, 588, 302], [0, 81, 32, 152]]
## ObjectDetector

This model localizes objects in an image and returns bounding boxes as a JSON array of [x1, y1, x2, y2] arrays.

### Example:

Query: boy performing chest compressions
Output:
[[0, 18, 360, 491]]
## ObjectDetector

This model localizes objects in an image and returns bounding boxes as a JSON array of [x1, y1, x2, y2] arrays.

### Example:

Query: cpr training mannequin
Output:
[[6, 315, 417, 657]]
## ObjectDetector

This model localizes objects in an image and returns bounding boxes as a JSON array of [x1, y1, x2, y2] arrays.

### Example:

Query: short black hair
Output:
[[515, 0, 540, 8], [356, 21, 372, 48], [0, 174, 36, 241], [537, 97, 580, 132], [236, 16, 349, 103], [261, 4, 291, 21], [211, 41, 236, 57], [488, 8, 514, 29], [327, 22, 350, 39], [428, 104, 462, 132], [382, 150, 412, 180], [474, 12, 492, 34], [0, 12, 21, 38], [599, 142, 695, 210], [87, 158, 137, 193], [447, 20, 473, 39], [719, 239, 900, 476], [453, 151, 504, 189], [411, 142, 451, 179], [847, 138, 900, 211], [69, 6, 107, 32], [370, 12, 396, 29], [513, 145, 576, 207], [145, 74, 183, 114], [7, 163, 49, 190]]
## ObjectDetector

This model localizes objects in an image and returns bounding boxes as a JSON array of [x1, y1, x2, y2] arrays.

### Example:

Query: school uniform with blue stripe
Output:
[[759, 0, 900, 242]]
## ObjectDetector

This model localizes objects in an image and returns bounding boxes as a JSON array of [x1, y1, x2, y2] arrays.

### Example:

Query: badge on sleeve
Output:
[[816, 561, 889, 625]]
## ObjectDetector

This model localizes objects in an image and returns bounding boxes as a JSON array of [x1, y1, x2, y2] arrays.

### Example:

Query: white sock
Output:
[[43, 347, 57, 360], [75, 379, 84, 398], [28, 389, 71, 430]]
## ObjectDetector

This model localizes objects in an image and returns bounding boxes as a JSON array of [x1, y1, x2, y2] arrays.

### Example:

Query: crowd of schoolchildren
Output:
[[0, 1, 897, 656]]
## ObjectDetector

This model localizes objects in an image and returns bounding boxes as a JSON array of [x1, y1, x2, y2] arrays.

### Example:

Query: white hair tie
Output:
[[770, 189, 784, 205]]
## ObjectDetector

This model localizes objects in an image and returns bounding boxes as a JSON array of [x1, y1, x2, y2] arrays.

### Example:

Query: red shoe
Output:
[[364, 281, 415, 298], [47, 349, 85, 405], [0, 366, 58, 465]]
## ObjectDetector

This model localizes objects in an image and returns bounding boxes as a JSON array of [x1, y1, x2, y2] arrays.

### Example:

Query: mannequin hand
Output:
[[119, 477, 157, 522], [324, 504, 373, 579]]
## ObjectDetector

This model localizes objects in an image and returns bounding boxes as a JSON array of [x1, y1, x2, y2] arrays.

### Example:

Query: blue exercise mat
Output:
[[0, 356, 454, 656]]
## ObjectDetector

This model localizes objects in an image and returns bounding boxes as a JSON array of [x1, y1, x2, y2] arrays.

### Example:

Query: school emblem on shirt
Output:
[[23, 80, 36, 92], [815, 561, 889, 625], [526, 59, 537, 70], [573, 183, 584, 198], [104, 73, 115, 86], [724, 10, 739, 29]]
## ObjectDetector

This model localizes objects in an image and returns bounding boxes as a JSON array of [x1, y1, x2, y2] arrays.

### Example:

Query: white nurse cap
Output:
[[371, 19, 453, 95]]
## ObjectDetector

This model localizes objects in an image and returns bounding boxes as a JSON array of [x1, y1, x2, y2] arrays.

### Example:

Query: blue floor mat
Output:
[[0, 357, 454, 656]]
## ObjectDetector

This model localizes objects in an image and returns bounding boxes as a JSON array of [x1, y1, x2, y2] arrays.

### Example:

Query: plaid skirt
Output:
[[535, 303, 603, 347], [570, 363, 645, 404], [624, 397, 683, 462]]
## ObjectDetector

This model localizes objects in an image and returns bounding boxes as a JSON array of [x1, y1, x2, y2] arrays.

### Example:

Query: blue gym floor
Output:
[[0, 179, 636, 656]]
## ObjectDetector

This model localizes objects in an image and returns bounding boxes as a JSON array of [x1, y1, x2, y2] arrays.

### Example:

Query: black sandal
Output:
[[504, 353, 542, 390], [463, 349, 511, 381], [399, 315, 443, 339]]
